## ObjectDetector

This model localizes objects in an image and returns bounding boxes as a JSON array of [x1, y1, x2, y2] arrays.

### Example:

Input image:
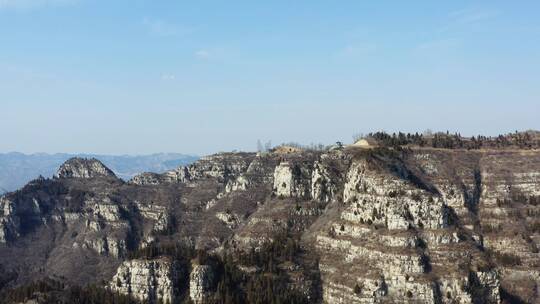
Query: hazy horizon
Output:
[[1, 129, 539, 156], [0, 152, 199, 192], [0, 151, 199, 157], [1, 1, 539, 155]]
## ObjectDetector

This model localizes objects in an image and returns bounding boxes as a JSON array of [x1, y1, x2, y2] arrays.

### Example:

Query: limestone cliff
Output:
[[0, 146, 539, 303], [189, 264, 215, 304], [110, 257, 181, 303]]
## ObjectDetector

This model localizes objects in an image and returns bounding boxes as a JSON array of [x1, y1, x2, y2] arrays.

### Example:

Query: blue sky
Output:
[[0, 0, 539, 155]]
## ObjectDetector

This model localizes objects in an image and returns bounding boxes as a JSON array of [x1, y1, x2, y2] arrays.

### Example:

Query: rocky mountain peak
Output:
[[56, 157, 117, 179]]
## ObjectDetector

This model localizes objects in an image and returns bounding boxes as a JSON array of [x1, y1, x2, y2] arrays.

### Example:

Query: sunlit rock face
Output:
[[311, 159, 340, 203], [56, 157, 117, 179], [189, 264, 216, 304], [316, 150, 508, 304], [110, 257, 181, 304], [0, 197, 19, 243]]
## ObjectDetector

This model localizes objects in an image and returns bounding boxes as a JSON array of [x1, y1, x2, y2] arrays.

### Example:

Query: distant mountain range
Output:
[[0, 152, 198, 193]]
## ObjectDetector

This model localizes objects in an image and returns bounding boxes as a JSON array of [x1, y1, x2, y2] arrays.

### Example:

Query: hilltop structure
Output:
[[352, 137, 379, 148]]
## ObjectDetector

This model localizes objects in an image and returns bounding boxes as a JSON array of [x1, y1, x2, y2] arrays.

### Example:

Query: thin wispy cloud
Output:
[[449, 8, 501, 26], [194, 47, 229, 61], [160, 74, 176, 81], [438, 7, 501, 33], [431, 8, 500, 47], [194, 49, 211, 59], [0, 0, 77, 10], [143, 18, 191, 37]]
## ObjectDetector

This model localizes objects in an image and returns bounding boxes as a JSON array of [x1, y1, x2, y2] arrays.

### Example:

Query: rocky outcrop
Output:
[[342, 159, 448, 230], [135, 201, 170, 233], [311, 161, 338, 203], [225, 175, 250, 193], [128, 172, 169, 185], [110, 257, 181, 304], [189, 264, 215, 304], [56, 158, 116, 179], [185, 153, 254, 183], [273, 161, 311, 198], [129, 153, 255, 186], [0, 197, 19, 243], [315, 154, 502, 304], [0, 193, 43, 244]]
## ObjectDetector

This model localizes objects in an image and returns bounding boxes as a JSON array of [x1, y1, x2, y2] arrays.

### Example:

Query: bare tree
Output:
[[352, 132, 364, 142]]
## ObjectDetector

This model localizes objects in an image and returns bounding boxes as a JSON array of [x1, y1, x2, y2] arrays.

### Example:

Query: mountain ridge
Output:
[[0, 152, 199, 194], [0, 142, 539, 303]]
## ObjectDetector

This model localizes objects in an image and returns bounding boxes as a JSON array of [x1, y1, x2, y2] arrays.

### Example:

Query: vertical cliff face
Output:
[[0, 148, 539, 303], [406, 149, 540, 303], [295, 148, 536, 303], [189, 264, 215, 304], [0, 197, 19, 243], [315, 153, 496, 304], [110, 257, 181, 303], [477, 152, 540, 302], [273, 161, 312, 199]]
